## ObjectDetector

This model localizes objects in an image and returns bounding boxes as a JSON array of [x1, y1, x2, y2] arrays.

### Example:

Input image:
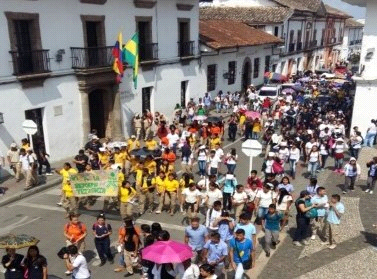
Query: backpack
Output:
[[295, 199, 317, 219], [272, 161, 284, 174]]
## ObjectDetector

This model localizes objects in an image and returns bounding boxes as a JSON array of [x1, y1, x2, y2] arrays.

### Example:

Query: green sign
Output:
[[70, 170, 119, 197]]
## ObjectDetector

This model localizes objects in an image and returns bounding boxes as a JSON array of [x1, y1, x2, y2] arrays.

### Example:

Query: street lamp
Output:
[[0, 112, 4, 124]]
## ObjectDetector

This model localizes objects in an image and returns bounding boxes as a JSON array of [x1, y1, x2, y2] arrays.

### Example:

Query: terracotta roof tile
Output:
[[199, 6, 291, 24], [199, 20, 283, 50], [273, 0, 322, 12], [324, 4, 351, 18], [345, 18, 364, 27]]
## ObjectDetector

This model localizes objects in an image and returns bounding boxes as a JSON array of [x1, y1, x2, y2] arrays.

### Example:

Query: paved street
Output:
[[2, 134, 377, 278]]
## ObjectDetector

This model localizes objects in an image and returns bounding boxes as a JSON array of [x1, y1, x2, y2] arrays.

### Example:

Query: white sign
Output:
[[22, 120, 38, 135], [242, 140, 262, 157]]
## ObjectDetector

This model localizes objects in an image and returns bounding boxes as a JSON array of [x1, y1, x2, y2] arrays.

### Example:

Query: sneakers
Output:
[[155, 210, 161, 214], [293, 241, 302, 246], [56, 202, 63, 207], [342, 191, 347, 194], [328, 244, 337, 249], [311, 235, 316, 240], [114, 267, 126, 272], [302, 240, 309, 245], [370, 191, 374, 195], [365, 189, 370, 193], [65, 270, 72, 275], [46, 173, 53, 176]]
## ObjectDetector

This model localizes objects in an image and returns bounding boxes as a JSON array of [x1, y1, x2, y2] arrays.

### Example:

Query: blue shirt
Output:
[[203, 240, 228, 264], [264, 212, 283, 231], [92, 223, 112, 240], [218, 219, 234, 242], [229, 238, 252, 264], [327, 202, 345, 225], [235, 223, 256, 242], [185, 225, 208, 251], [223, 178, 237, 194], [311, 195, 328, 217]]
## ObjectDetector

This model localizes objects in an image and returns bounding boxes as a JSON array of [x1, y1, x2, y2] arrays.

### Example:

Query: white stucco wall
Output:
[[209, 0, 277, 7]]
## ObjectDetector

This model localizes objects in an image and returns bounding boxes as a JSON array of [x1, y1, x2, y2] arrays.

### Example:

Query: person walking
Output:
[[64, 245, 91, 279], [262, 204, 283, 257], [225, 148, 238, 174], [322, 194, 345, 249], [202, 232, 228, 278], [365, 119, 377, 147], [293, 191, 318, 246], [365, 157, 377, 194], [306, 145, 321, 179], [123, 222, 140, 277], [181, 182, 202, 219], [119, 181, 136, 220], [197, 146, 208, 178], [164, 172, 179, 216], [92, 214, 114, 266], [22, 246, 48, 279], [288, 143, 300, 179], [342, 157, 361, 194], [56, 163, 78, 214], [229, 229, 253, 279], [1, 248, 24, 279], [232, 185, 248, 223], [310, 187, 328, 240], [64, 214, 87, 256], [6, 143, 20, 181], [184, 217, 208, 264], [332, 138, 348, 173]]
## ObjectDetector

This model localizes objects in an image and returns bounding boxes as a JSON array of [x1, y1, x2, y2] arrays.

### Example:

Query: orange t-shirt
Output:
[[211, 126, 221, 135], [118, 225, 141, 244], [64, 222, 87, 242], [162, 152, 176, 163]]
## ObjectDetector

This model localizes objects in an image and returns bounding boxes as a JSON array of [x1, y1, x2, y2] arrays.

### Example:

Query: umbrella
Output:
[[245, 111, 261, 119], [206, 116, 222, 123], [282, 88, 295, 94], [192, 115, 207, 121], [269, 72, 286, 82], [130, 147, 154, 158], [141, 240, 193, 264], [0, 234, 39, 249], [292, 84, 304, 92]]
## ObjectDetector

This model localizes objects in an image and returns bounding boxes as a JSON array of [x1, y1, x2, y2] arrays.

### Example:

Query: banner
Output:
[[70, 170, 119, 197]]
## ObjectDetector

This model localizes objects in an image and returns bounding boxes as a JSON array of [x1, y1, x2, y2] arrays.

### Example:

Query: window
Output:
[[265, 56, 271, 72], [178, 18, 193, 57], [228, 61, 236, 85], [253, 58, 260, 78], [289, 30, 294, 44], [181, 81, 188, 108], [136, 17, 155, 61], [274, 26, 279, 37], [207, 64, 217, 92], [297, 30, 302, 43], [142, 87, 152, 112]]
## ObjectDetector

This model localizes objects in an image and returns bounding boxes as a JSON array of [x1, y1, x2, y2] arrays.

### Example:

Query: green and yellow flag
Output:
[[123, 33, 139, 89]]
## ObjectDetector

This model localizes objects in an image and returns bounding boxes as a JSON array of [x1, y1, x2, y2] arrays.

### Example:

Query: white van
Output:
[[258, 85, 281, 100]]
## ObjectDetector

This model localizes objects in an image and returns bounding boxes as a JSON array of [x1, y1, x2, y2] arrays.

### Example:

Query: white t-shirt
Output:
[[368, 125, 377, 133], [167, 133, 180, 147], [265, 160, 274, 173], [308, 151, 320, 162], [208, 156, 222, 168], [276, 195, 293, 211], [182, 188, 202, 203], [181, 263, 200, 279], [197, 150, 207, 161], [72, 254, 90, 279], [257, 190, 277, 208], [206, 188, 223, 206], [206, 208, 222, 230], [215, 148, 224, 159], [289, 148, 300, 160], [226, 153, 238, 165], [20, 154, 30, 171], [232, 191, 247, 204], [245, 188, 259, 202]]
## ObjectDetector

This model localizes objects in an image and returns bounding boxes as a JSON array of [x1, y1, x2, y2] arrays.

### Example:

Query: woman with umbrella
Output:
[[1, 248, 24, 279], [22, 246, 47, 279]]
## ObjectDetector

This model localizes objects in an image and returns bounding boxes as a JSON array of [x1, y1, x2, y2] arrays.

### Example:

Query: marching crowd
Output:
[[3, 71, 377, 279]]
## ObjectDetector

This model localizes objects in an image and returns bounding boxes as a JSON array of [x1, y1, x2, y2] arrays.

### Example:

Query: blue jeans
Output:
[[257, 207, 269, 218], [308, 162, 318, 178], [252, 132, 260, 139], [216, 103, 221, 113], [365, 132, 376, 147], [334, 158, 344, 170], [227, 164, 236, 174], [289, 159, 297, 177], [198, 160, 206, 176], [350, 148, 360, 159]]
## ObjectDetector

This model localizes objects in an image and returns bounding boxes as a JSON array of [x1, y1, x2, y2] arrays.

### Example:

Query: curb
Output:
[[0, 178, 61, 207]]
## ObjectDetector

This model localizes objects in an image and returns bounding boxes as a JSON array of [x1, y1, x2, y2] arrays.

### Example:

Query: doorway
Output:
[[142, 87, 152, 113], [25, 108, 45, 154], [181, 81, 188, 108], [89, 90, 106, 138], [242, 58, 252, 92]]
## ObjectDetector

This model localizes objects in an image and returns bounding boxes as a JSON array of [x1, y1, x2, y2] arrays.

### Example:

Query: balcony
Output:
[[70, 46, 113, 69], [304, 42, 310, 50], [10, 49, 51, 76], [288, 43, 295, 52], [297, 42, 303, 51], [310, 40, 318, 48], [139, 43, 159, 63], [350, 40, 355, 45], [178, 41, 195, 58], [320, 39, 324, 46]]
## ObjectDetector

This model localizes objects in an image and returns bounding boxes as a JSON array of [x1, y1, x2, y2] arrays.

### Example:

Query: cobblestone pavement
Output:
[[256, 148, 377, 279]]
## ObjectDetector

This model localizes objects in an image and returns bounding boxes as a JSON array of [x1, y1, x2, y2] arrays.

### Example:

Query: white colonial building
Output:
[[199, 20, 282, 94], [340, 18, 364, 64], [0, 0, 202, 161], [341, 0, 377, 136], [200, 0, 350, 76]]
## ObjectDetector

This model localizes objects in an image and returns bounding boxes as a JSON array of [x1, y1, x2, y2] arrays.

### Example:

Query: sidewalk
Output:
[[0, 157, 71, 207]]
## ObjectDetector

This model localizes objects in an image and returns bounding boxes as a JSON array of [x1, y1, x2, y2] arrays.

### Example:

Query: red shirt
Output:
[[247, 176, 263, 189]]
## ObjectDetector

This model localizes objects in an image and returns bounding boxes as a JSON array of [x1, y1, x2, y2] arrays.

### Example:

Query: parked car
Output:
[[258, 85, 281, 100]]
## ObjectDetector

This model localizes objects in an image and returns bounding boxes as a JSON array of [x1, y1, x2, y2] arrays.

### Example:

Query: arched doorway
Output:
[[242, 57, 252, 92], [89, 89, 106, 138]]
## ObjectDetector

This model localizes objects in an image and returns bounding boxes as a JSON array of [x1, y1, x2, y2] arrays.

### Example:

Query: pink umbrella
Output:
[[141, 240, 193, 264], [245, 111, 261, 119]]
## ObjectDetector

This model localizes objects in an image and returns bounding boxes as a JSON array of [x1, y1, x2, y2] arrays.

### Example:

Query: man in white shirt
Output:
[[207, 150, 222, 176], [181, 183, 202, 219], [20, 148, 38, 190], [206, 200, 222, 233], [167, 127, 180, 153]]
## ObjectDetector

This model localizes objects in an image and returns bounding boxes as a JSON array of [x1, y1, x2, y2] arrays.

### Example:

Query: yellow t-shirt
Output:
[[144, 160, 157, 174], [127, 139, 140, 151], [252, 122, 262, 132], [210, 137, 221, 150], [142, 177, 156, 192], [98, 153, 109, 165], [165, 179, 179, 192], [145, 140, 158, 150], [179, 178, 194, 189], [60, 168, 78, 198], [239, 115, 246, 125], [114, 153, 125, 165], [119, 187, 136, 203], [117, 172, 125, 188], [155, 177, 166, 193], [135, 169, 144, 186]]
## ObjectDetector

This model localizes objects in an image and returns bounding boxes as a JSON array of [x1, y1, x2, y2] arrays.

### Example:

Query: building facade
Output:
[[341, 0, 377, 135], [0, 0, 202, 161], [340, 18, 364, 64]]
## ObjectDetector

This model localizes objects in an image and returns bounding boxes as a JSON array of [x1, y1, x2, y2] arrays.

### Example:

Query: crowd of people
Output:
[[3, 70, 376, 279]]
